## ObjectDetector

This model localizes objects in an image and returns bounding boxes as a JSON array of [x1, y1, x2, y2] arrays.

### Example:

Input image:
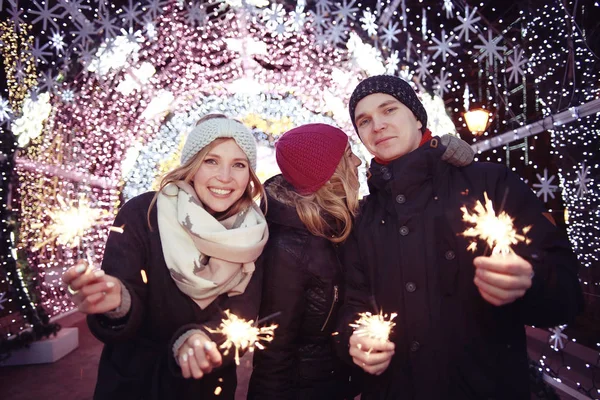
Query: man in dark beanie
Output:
[[336, 75, 583, 399]]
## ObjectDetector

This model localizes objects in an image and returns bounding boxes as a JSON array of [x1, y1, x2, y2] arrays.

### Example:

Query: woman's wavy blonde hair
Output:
[[289, 147, 360, 243], [146, 114, 266, 228]]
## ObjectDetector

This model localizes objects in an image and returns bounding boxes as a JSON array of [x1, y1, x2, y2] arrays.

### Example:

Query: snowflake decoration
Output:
[[310, 8, 328, 33], [61, 89, 75, 103], [474, 30, 506, 64], [428, 30, 458, 62], [434, 69, 451, 97], [0, 291, 7, 310], [443, 0, 454, 19], [76, 43, 95, 67], [37, 69, 59, 93], [533, 168, 558, 203], [415, 54, 432, 82], [145, 0, 169, 19], [327, 21, 348, 46], [385, 50, 400, 75], [575, 163, 591, 198], [0, 96, 12, 123], [380, 20, 401, 49], [335, 0, 359, 23], [144, 20, 158, 40], [121, 0, 145, 27], [549, 325, 568, 351], [400, 0, 408, 29], [8, 2, 27, 28], [263, 3, 286, 30], [49, 30, 66, 53], [97, 10, 122, 40], [453, 6, 481, 42], [30, 37, 52, 65], [59, 0, 92, 18], [360, 10, 377, 36], [14, 59, 26, 83], [286, 10, 306, 32], [186, 2, 208, 27], [28, 0, 65, 31], [269, 21, 289, 38], [315, 0, 333, 14], [71, 18, 97, 49], [506, 47, 528, 84]]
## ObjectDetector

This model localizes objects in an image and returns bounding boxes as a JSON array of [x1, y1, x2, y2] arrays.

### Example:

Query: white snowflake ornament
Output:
[[428, 30, 458, 62], [506, 47, 528, 84], [575, 163, 591, 198], [474, 30, 506, 64], [549, 325, 568, 351], [533, 168, 558, 203], [453, 6, 481, 42]]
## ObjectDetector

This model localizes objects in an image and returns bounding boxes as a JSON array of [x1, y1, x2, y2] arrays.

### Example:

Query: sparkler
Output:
[[461, 192, 531, 255], [208, 310, 277, 365], [350, 311, 397, 342], [32, 195, 108, 251]]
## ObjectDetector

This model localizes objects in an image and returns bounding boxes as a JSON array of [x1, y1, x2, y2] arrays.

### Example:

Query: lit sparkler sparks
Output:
[[350, 311, 397, 342], [32, 195, 108, 251], [208, 310, 277, 365], [461, 192, 531, 255]]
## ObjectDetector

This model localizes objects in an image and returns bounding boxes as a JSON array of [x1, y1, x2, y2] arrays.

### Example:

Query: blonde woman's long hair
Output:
[[292, 150, 359, 243], [146, 116, 266, 228]]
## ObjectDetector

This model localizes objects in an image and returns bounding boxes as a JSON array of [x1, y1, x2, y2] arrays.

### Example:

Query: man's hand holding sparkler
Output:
[[176, 332, 222, 379], [473, 253, 533, 306], [348, 311, 397, 375], [349, 334, 395, 375], [62, 261, 122, 314]]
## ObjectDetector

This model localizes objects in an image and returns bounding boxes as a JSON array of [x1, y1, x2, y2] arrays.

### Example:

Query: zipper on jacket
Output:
[[321, 285, 339, 331]]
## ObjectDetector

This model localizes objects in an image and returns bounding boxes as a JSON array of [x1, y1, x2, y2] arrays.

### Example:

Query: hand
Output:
[[349, 333, 395, 375], [177, 332, 222, 379], [62, 262, 122, 314], [473, 253, 533, 306]]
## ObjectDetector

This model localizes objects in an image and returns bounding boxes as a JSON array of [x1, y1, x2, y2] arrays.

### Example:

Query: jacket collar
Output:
[[367, 137, 448, 198], [263, 175, 307, 230]]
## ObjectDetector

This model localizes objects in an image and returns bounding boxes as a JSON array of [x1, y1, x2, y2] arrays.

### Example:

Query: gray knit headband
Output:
[[180, 118, 257, 170], [349, 75, 428, 134]]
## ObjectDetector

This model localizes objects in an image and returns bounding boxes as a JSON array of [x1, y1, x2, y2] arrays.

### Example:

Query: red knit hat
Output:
[[275, 123, 349, 195]]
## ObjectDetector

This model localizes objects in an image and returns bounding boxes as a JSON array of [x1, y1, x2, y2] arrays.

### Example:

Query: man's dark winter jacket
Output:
[[248, 175, 360, 400], [336, 139, 583, 400], [87, 192, 263, 400]]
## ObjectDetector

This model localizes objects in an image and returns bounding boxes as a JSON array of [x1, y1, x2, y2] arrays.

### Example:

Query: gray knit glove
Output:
[[440, 134, 475, 167], [104, 280, 131, 319]]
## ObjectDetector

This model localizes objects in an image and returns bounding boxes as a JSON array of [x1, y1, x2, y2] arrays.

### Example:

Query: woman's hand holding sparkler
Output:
[[473, 253, 533, 306], [177, 332, 222, 379], [349, 333, 395, 375], [62, 261, 122, 314]]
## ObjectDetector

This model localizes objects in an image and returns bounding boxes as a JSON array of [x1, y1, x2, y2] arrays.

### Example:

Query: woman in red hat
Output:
[[248, 122, 474, 399], [248, 123, 363, 400]]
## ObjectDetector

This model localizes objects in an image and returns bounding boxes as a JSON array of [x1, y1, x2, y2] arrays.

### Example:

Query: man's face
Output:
[[354, 93, 423, 162]]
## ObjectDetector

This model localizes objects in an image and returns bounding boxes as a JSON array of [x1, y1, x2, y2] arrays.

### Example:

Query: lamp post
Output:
[[464, 108, 491, 136]]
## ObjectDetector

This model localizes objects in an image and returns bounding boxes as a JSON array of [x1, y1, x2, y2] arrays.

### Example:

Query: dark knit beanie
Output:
[[349, 75, 428, 134], [276, 123, 349, 195]]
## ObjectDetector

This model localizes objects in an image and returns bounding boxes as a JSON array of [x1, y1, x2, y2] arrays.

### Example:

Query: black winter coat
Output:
[[336, 139, 583, 400], [248, 175, 360, 400], [87, 192, 263, 400]]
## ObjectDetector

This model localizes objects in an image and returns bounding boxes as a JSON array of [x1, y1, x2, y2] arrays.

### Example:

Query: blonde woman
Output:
[[63, 114, 268, 400], [247, 123, 361, 400]]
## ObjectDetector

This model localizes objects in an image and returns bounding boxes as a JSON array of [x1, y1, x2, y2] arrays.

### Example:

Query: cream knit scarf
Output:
[[157, 181, 268, 309]]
